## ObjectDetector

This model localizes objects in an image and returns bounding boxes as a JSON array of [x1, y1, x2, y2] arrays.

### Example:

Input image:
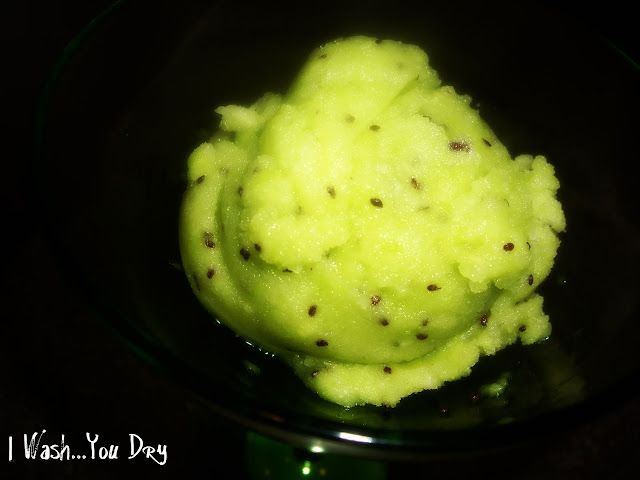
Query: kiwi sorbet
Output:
[[179, 36, 565, 407]]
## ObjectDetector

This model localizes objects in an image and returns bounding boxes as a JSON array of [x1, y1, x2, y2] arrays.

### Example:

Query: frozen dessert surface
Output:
[[179, 36, 565, 407]]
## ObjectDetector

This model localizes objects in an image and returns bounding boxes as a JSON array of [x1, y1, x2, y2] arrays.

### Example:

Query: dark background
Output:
[[2, 1, 640, 478]]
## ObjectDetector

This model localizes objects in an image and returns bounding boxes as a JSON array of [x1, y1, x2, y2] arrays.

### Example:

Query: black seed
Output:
[[427, 284, 440, 291], [416, 333, 428, 340], [193, 274, 200, 292], [380, 318, 389, 326], [411, 176, 420, 189], [345, 114, 355, 123], [327, 186, 336, 198], [480, 314, 488, 326], [371, 295, 381, 306], [527, 274, 534, 286], [369, 124, 380, 131], [311, 370, 319, 378], [384, 366, 392, 374], [240, 248, 251, 261], [283, 268, 293, 273], [527, 241, 531, 249], [319, 53, 327, 59], [203, 232, 215, 248], [370, 198, 383, 207], [503, 242, 515, 251], [519, 325, 527, 332], [482, 138, 492, 147], [375, 38, 383, 44], [308, 305, 317, 317], [196, 175, 205, 184], [238, 186, 243, 196], [448, 141, 470, 152], [316, 339, 329, 347], [421, 319, 429, 326], [254, 243, 262, 252], [207, 269, 215, 279]]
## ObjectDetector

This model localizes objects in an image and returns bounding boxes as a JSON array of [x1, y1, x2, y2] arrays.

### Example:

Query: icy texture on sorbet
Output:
[[179, 36, 565, 407]]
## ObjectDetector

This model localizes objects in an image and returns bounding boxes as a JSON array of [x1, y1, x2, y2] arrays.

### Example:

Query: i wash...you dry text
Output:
[[8, 430, 167, 465]]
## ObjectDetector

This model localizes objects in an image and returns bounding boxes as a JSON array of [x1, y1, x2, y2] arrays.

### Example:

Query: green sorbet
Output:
[[179, 36, 565, 407]]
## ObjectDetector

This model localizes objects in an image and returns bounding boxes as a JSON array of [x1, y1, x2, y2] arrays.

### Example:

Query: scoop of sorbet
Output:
[[179, 36, 565, 407]]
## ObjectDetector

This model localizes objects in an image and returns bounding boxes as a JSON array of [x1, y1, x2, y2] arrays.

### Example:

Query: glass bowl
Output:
[[35, 0, 640, 460]]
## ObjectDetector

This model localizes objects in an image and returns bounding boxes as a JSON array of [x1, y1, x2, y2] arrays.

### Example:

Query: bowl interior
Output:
[[36, 0, 640, 456]]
